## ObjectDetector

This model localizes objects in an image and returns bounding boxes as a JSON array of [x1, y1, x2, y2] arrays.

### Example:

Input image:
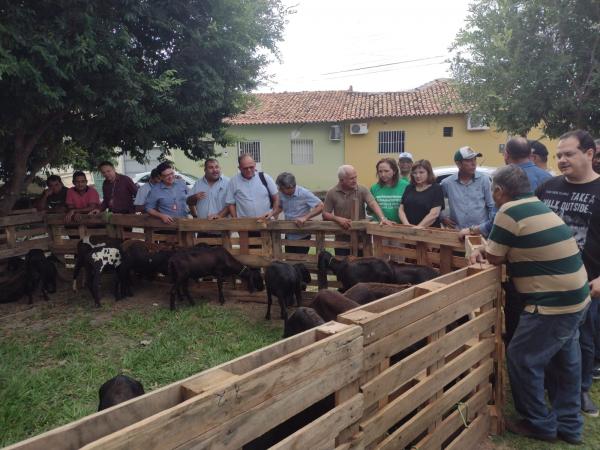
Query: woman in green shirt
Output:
[[369, 158, 410, 223]]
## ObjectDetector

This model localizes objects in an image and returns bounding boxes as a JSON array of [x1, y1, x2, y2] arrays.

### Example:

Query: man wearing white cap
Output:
[[440, 146, 495, 230], [398, 152, 413, 182]]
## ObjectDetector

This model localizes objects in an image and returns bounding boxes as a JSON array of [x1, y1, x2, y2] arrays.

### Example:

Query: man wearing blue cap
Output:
[[440, 146, 495, 230]]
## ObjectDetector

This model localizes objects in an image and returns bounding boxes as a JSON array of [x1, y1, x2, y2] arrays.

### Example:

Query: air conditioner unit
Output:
[[467, 114, 489, 131], [329, 125, 342, 141], [350, 123, 368, 135]]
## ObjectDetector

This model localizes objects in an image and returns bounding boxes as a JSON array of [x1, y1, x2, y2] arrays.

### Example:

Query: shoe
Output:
[[557, 431, 583, 445], [581, 391, 599, 417], [505, 419, 557, 442], [592, 366, 600, 380]]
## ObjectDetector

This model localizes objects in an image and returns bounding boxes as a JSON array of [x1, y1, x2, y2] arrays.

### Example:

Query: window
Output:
[[238, 141, 261, 162], [291, 139, 314, 165], [378, 130, 405, 154], [443, 127, 453, 137]]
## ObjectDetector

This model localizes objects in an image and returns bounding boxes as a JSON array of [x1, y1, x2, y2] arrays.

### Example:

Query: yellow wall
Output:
[[344, 114, 558, 186]]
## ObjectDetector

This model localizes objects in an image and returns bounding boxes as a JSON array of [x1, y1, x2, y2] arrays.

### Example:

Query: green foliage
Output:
[[0, 0, 289, 211], [450, 0, 600, 138]]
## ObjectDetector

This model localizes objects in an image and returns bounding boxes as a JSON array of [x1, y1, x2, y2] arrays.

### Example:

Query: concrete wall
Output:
[[172, 123, 345, 192]]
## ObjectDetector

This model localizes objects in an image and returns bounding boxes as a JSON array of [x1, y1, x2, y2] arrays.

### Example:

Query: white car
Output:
[[132, 171, 198, 188], [433, 165, 497, 184]]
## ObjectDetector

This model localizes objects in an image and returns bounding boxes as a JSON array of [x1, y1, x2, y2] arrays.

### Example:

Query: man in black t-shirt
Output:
[[536, 130, 600, 418], [35, 175, 68, 212]]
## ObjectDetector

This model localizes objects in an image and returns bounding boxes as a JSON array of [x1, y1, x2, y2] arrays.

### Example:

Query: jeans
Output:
[[284, 234, 310, 255], [508, 306, 588, 440], [503, 279, 524, 345], [580, 299, 599, 392]]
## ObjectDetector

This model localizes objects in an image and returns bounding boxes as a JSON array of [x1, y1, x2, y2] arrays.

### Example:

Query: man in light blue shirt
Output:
[[441, 146, 495, 230], [187, 158, 230, 219], [226, 154, 279, 218], [270, 172, 324, 254], [461, 137, 552, 238], [134, 168, 160, 213], [145, 162, 189, 223]]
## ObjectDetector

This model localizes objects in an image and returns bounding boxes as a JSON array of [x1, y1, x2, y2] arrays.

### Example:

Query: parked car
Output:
[[433, 166, 497, 184], [132, 171, 198, 188]]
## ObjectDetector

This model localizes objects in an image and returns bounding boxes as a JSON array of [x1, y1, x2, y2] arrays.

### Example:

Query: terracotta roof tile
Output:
[[227, 79, 467, 125]]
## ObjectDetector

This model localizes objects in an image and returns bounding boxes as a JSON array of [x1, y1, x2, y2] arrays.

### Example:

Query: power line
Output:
[[320, 55, 447, 75]]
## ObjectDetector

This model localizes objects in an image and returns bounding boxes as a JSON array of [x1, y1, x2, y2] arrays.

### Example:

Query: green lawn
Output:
[[0, 297, 282, 447], [490, 381, 600, 449]]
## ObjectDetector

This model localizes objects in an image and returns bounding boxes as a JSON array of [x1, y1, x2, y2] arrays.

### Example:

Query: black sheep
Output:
[[283, 307, 325, 338], [24, 249, 58, 303], [265, 261, 312, 320], [98, 375, 145, 411], [168, 246, 264, 310], [308, 290, 360, 322]]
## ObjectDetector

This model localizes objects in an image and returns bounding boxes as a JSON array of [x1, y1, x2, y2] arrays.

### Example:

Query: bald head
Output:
[[505, 137, 531, 162]]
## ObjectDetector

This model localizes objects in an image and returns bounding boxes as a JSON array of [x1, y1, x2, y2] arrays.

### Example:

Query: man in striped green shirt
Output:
[[470, 165, 590, 445]]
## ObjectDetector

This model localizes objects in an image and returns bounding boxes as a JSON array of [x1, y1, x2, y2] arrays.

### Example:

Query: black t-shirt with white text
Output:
[[536, 176, 600, 280]]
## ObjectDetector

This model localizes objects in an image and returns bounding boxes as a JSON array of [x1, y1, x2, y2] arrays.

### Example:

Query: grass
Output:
[[489, 373, 600, 449], [0, 300, 282, 447]]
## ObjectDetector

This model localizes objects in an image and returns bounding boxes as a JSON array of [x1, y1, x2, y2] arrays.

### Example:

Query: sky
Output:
[[257, 0, 473, 93]]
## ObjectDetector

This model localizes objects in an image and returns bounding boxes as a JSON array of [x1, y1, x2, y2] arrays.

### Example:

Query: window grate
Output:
[[443, 126, 454, 137], [237, 141, 262, 162], [291, 139, 314, 165], [378, 130, 405, 154]]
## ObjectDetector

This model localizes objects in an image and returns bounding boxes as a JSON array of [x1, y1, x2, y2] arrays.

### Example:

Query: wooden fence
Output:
[[3, 211, 502, 449], [6, 265, 503, 450]]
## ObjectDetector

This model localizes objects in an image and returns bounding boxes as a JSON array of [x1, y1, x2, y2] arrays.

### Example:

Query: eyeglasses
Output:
[[162, 172, 175, 177], [240, 166, 256, 171]]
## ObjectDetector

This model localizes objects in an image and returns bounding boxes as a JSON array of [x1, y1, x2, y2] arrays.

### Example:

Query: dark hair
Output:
[[150, 168, 161, 179], [559, 130, 597, 153], [155, 162, 173, 175], [98, 161, 114, 169], [204, 158, 219, 169], [529, 140, 549, 162], [238, 153, 254, 165], [376, 158, 399, 187], [505, 137, 531, 160], [72, 171, 87, 182], [492, 165, 531, 198], [46, 175, 62, 186], [276, 172, 296, 189], [410, 159, 435, 185]]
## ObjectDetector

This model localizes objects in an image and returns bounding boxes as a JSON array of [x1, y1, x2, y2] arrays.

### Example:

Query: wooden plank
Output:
[[352, 267, 500, 346], [362, 285, 497, 370], [5, 226, 16, 248], [439, 244, 453, 274], [180, 369, 240, 400], [377, 367, 493, 450], [81, 327, 363, 450], [361, 310, 495, 407], [0, 212, 46, 227], [6, 328, 328, 450], [268, 220, 369, 232], [415, 241, 429, 266], [269, 394, 363, 450], [424, 406, 490, 450], [0, 238, 50, 259], [178, 218, 266, 232], [359, 339, 494, 446], [366, 223, 463, 248], [15, 227, 48, 239]]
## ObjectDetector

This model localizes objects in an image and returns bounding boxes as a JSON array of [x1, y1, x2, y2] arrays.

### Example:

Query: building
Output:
[[171, 79, 558, 189]]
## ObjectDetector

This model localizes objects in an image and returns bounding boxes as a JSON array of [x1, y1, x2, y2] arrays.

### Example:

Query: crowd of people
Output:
[[35, 130, 600, 445]]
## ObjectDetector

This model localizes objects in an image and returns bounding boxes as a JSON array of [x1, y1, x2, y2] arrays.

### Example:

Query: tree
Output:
[[0, 0, 288, 213], [450, 0, 600, 138]]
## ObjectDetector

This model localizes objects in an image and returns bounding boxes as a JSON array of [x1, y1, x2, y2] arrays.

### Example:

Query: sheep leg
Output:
[[217, 277, 225, 305], [169, 284, 178, 311], [183, 279, 195, 306], [295, 285, 302, 307], [265, 284, 273, 320], [91, 271, 102, 308], [280, 296, 288, 321], [113, 272, 122, 301]]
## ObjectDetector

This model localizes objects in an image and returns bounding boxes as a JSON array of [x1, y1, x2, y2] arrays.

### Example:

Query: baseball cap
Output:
[[398, 152, 414, 161], [454, 146, 482, 161]]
